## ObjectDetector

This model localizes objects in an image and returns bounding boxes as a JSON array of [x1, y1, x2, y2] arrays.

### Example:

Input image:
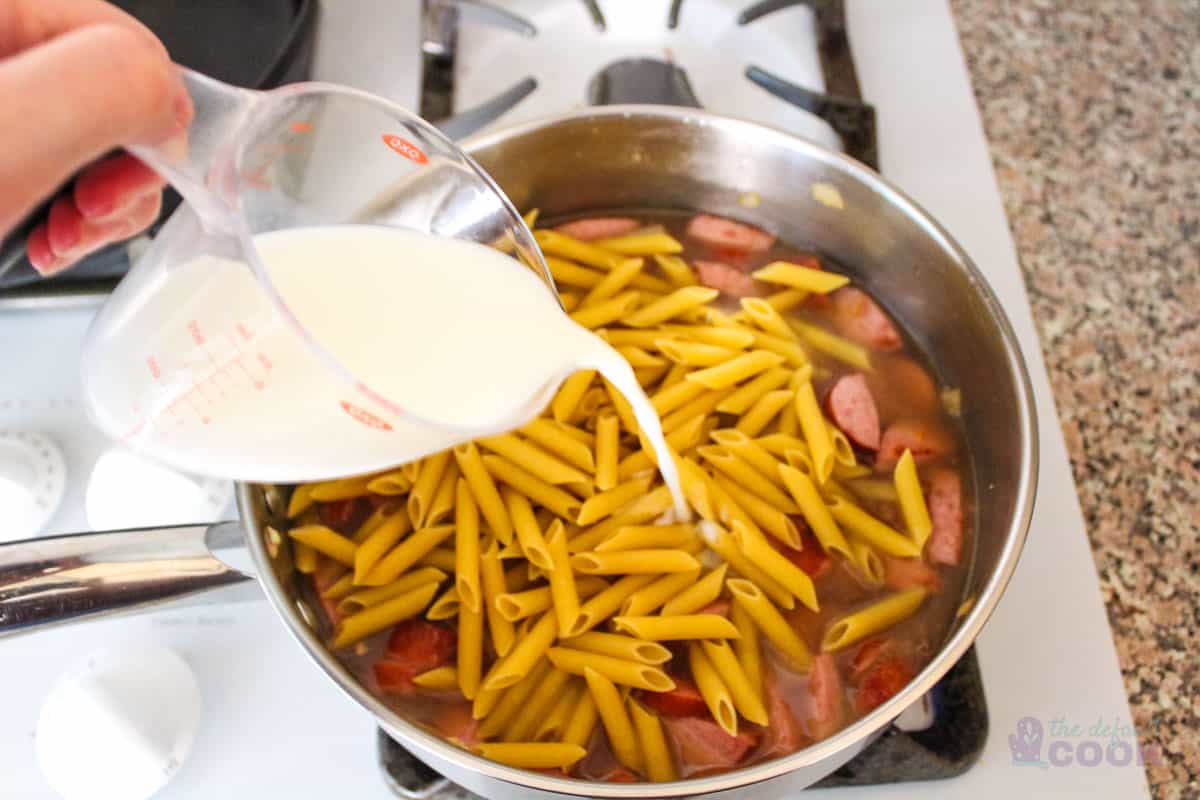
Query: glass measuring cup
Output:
[[80, 69, 555, 483]]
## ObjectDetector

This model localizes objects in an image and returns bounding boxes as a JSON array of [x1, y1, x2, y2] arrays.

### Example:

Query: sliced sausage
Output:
[[774, 529, 833, 579], [695, 260, 762, 297], [761, 668, 804, 756], [699, 599, 732, 618], [686, 214, 776, 254], [431, 702, 481, 747], [386, 619, 457, 672], [882, 556, 943, 592], [849, 639, 891, 677], [926, 469, 964, 566], [825, 373, 881, 450], [853, 653, 913, 715], [640, 679, 708, 717], [317, 497, 370, 534], [830, 287, 902, 351], [554, 216, 640, 241], [663, 716, 758, 775], [806, 653, 845, 740], [373, 661, 418, 694], [875, 419, 956, 470]]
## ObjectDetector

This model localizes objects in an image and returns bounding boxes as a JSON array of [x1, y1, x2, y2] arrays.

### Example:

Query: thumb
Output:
[[0, 23, 188, 235]]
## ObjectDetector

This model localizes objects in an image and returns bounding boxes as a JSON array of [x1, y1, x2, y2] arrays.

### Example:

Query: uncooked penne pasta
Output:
[[752, 260, 850, 293], [289, 525, 356, 567], [519, 418, 596, 474], [779, 465, 853, 561], [612, 614, 740, 641], [660, 323, 754, 350], [426, 584, 460, 620], [547, 648, 674, 691], [701, 639, 768, 725], [795, 381, 835, 484], [475, 742, 586, 770], [504, 667, 573, 742], [653, 253, 698, 287], [293, 541, 318, 574], [622, 286, 719, 327], [502, 488, 554, 571], [894, 450, 934, 549], [698, 444, 798, 514], [726, 578, 812, 671], [572, 549, 699, 576], [825, 422, 857, 470], [483, 454, 584, 522], [689, 642, 738, 735], [575, 475, 654, 526], [536, 682, 582, 742], [287, 483, 316, 518], [584, 667, 642, 772], [629, 699, 678, 781], [483, 611, 559, 691], [660, 563, 728, 616], [593, 412, 620, 491], [789, 318, 872, 371], [535, 229, 627, 270], [477, 659, 551, 735], [827, 496, 922, 558], [763, 288, 808, 313], [745, 329, 809, 368], [569, 290, 640, 329], [850, 538, 885, 586], [846, 477, 901, 503], [651, 375, 707, 416], [730, 600, 763, 704], [552, 369, 596, 424], [621, 569, 702, 617], [366, 470, 411, 496], [454, 480, 482, 613], [337, 567, 447, 614], [567, 573, 658, 637], [332, 582, 438, 649], [362, 525, 455, 586], [703, 524, 795, 611], [822, 588, 928, 652], [595, 523, 695, 552], [686, 350, 784, 390], [412, 665, 459, 690], [458, 592, 484, 700], [567, 632, 672, 665], [581, 257, 645, 306], [308, 475, 372, 501], [594, 231, 683, 255], [736, 389, 794, 437], [739, 297, 797, 339], [657, 339, 740, 367], [408, 450, 452, 528], [353, 509, 409, 582], [617, 345, 667, 368], [545, 522, 581, 633], [454, 442, 513, 546], [480, 433, 590, 487], [600, 377, 641, 437], [481, 539, 516, 658], [715, 367, 791, 416], [731, 521, 819, 613]]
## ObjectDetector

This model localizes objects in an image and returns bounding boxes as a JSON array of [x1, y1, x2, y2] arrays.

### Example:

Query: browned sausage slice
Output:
[[926, 468, 964, 566], [554, 217, 640, 241], [825, 373, 881, 450], [686, 213, 775, 254], [875, 419, 956, 470], [695, 260, 762, 297], [830, 287, 902, 351]]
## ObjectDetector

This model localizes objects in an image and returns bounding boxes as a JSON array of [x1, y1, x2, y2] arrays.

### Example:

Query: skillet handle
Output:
[[0, 522, 256, 639]]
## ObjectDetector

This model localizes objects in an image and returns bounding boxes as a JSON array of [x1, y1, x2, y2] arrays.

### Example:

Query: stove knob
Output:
[[0, 430, 66, 541], [36, 646, 201, 800]]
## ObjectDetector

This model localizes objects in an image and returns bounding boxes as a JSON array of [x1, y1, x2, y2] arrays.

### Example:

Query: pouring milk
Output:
[[82, 224, 687, 517]]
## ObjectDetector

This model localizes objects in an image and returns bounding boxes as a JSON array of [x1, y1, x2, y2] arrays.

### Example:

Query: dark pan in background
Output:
[[0, 0, 317, 305]]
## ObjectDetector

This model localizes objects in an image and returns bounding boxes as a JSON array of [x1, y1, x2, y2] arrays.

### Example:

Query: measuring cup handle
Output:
[[0, 522, 257, 639]]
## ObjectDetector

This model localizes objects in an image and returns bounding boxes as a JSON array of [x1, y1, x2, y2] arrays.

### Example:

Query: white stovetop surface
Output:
[[0, 1, 1147, 798]]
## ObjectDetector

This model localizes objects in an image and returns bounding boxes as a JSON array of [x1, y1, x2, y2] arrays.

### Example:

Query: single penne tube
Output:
[[480, 433, 590, 487], [825, 421, 858, 469], [352, 501, 404, 544], [776, 399, 801, 436], [583, 667, 643, 772], [337, 567, 447, 614], [595, 523, 696, 552], [738, 297, 797, 339], [779, 465, 853, 561], [572, 549, 699, 576], [519, 418, 596, 474], [569, 290, 641, 329], [651, 375, 707, 416], [501, 487, 554, 571], [726, 578, 812, 672], [593, 412, 620, 491], [562, 686, 600, 750], [660, 563, 728, 616], [653, 253, 698, 287], [288, 525, 357, 567], [503, 667, 573, 742], [568, 631, 672, 665], [795, 381, 835, 484], [657, 339, 741, 367], [477, 659, 552, 734], [408, 450, 452, 528], [522, 207, 539, 226], [746, 329, 809, 368], [660, 323, 755, 350], [894, 450, 934, 549], [551, 369, 597, 424], [476, 742, 586, 770], [846, 477, 901, 503], [755, 432, 809, 457], [454, 442, 514, 546], [400, 460, 421, 482], [763, 288, 808, 312], [789, 318, 872, 371], [701, 640, 769, 725], [426, 583, 460, 620], [494, 576, 607, 622], [576, 386, 610, 421], [702, 523, 796, 611], [621, 569, 702, 616], [535, 682, 582, 742], [708, 480, 801, 547], [676, 456, 717, 521], [482, 454, 584, 522], [354, 512, 408, 582], [660, 387, 736, 435], [600, 483, 674, 521], [454, 480, 482, 613], [600, 377, 641, 436], [600, 327, 674, 349], [827, 496, 922, 558], [715, 367, 791, 416], [628, 699, 678, 781], [709, 429, 787, 487], [417, 547, 458, 574], [412, 665, 459, 691], [547, 647, 675, 691], [545, 522, 581, 633], [581, 257, 646, 306], [322, 572, 355, 601], [686, 350, 785, 390], [361, 525, 454, 586], [568, 513, 645, 554], [688, 642, 739, 735], [622, 286, 719, 327], [849, 538, 885, 585], [425, 460, 460, 526], [547, 255, 605, 288], [483, 611, 559, 691], [575, 475, 653, 526], [292, 539, 318, 574], [617, 344, 667, 368], [536, 229, 627, 269], [458, 596, 484, 700], [331, 582, 438, 649], [736, 389, 795, 438], [729, 600, 763, 704], [731, 521, 819, 613], [822, 588, 929, 652], [481, 539, 516, 657], [593, 231, 684, 255], [566, 573, 658, 637], [308, 475, 372, 502], [752, 260, 850, 293], [612, 614, 740, 641], [287, 483, 315, 518], [366, 470, 411, 496], [698, 444, 799, 513], [702, 468, 774, 544]]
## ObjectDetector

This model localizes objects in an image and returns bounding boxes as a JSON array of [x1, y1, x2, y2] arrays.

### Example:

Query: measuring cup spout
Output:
[[129, 69, 260, 234]]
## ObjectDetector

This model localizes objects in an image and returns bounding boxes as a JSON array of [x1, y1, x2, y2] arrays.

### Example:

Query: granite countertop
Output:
[[951, 2, 1198, 798]]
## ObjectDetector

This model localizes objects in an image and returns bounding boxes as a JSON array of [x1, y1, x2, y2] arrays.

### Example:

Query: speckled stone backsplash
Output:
[[951, 2, 1199, 798]]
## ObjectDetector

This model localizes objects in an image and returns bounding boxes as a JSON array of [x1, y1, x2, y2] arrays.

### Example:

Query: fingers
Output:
[[74, 154, 165, 220], [28, 187, 162, 276], [0, 23, 186, 235], [0, 0, 165, 59]]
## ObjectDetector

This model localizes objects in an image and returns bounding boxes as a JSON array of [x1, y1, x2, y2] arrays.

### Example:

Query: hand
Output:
[[0, 0, 192, 275]]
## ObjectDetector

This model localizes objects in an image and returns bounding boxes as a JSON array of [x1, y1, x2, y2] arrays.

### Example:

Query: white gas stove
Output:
[[0, 1, 1150, 798]]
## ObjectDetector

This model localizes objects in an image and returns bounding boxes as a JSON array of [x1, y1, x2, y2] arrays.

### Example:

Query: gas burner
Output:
[[422, 0, 877, 168]]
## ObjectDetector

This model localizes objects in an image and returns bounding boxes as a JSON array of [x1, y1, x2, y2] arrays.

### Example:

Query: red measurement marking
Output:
[[257, 352, 273, 370], [188, 320, 205, 346], [340, 400, 393, 431], [147, 357, 161, 381], [289, 121, 313, 133], [236, 323, 254, 342], [382, 134, 428, 164]]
